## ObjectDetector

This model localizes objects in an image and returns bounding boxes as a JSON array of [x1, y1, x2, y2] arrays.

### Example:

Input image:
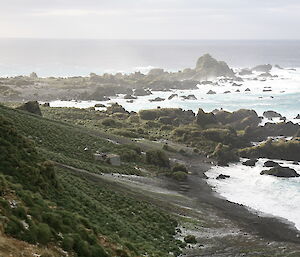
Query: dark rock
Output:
[[196, 108, 218, 127], [181, 94, 197, 100], [264, 160, 279, 167], [215, 109, 261, 130], [149, 97, 165, 102], [16, 101, 42, 116], [207, 90, 216, 95], [43, 102, 50, 107], [194, 54, 235, 79], [242, 159, 258, 166], [127, 100, 134, 103], [216, 174, 230, 179], [232, 83, 242, 87], [235, 89, 240, 92], [245, 88, 251, 92], [251, 64, 272, 73], [224, 91, 231, 94], [263, 111, 282, 119], [260, 166, 300, 178], [168, 93, 178, 100], [295, 114, 300, 119], [94, 103, 106, 107], [124, 94, 137, 100], [200, 80, 213, 85], [293, 161, 299, 165]]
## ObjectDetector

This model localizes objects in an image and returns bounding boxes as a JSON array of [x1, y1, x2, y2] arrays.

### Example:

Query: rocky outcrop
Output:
[[259, 72, 273, 78], [295, 114, 300, 119], [181, 94, 197, 100], [239, 139, 300, 162], [207, 90, 216, 95], [214, 109, 261, 130], [193, 54, 235, 79], [196, 108, 218, 127], [168, 94, 178, 100], [245, 88, 251, 92], [251, 64, 272, 73], [16, 101, 42, 116], [263, 111, 282, 119], [260, 166, 300, 178], [149, 97, 165, 102], [216, 174, 230, 179], [264, 160, 279, 167], [242, 159, 258, 167], [124, 94, 137, 99], [94, 103, 106, 107]]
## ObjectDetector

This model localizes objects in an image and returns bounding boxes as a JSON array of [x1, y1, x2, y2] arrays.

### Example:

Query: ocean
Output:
[[1, 39, 300, 77]]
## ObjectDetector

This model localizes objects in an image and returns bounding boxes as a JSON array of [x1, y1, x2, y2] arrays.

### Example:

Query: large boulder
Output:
[[194, 54, 235, 79], [216, 174, 230, 179], [260, 166, 300, 178], [264, 160, 279, 167], [242, 159, 258, 167], [16, 101, 42, 116], [263, 111, 282, 119]]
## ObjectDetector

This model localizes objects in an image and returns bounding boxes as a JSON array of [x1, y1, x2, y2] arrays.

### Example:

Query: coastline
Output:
[[177, 155, 300, 244]]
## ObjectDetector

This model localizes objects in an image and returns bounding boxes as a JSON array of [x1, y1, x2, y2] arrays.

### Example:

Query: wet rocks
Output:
[[242, 159, 258, 167], [216, 174, 230, 179], [263, 160, 279, 167], [260, 166, 300, 178], [168, 93, 178, 100], [124, 94, 137, 99], [181, 94, 197, 100], [149, 97, 165, 102], [94, 103, 106, 107], [207, 90, 216, 95]]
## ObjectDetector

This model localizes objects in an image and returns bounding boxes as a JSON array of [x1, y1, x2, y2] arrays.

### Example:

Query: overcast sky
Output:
[[1, 0, 300, 39]]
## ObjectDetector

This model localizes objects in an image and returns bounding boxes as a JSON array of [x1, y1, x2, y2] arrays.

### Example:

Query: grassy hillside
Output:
[[0, 106, 182, 257]]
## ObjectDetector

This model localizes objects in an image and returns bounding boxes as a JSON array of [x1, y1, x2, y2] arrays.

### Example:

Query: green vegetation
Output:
[[146, 149, 170, 168], [0, 106, 182, 256], [239, 138, 300, 161]]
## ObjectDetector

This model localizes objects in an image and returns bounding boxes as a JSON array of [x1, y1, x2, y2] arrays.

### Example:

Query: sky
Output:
[[1, 0, 300, 39]]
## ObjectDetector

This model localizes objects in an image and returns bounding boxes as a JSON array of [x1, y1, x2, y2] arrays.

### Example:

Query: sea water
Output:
[[1, 39, 300, 77], [206, 159, 300, 231]]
